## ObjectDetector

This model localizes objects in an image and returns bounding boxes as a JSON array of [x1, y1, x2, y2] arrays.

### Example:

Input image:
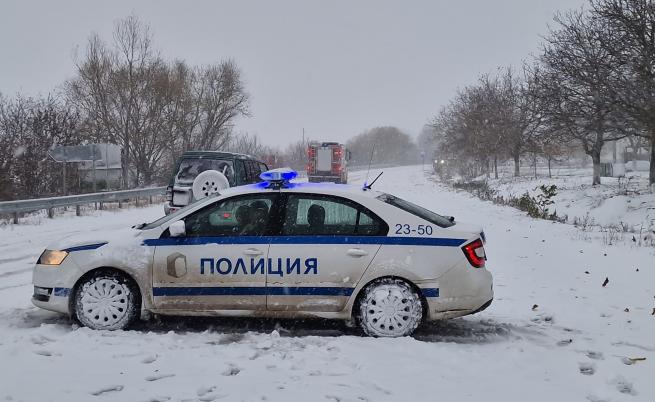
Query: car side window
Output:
[[242, 161, 252, 183], [281, 194, 386, 236], [247, 161, 259, 183], [183, 195, 276, 237], [235, 160, 247, 185]]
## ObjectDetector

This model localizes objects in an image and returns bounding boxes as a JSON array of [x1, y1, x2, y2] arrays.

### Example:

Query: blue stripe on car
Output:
[[143, 236, 465, 247], [152, 286, 439, 297], [64, 243, 107, 252], [53, 287, 70, 297], [266, 287, 354, 296]]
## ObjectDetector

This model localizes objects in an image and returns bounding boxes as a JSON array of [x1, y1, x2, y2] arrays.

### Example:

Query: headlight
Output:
[[37, 250, 69, 265]]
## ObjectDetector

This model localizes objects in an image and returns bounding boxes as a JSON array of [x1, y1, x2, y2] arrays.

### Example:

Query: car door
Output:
[[151, 193, 279, 311], [266, 193, 387, 312]]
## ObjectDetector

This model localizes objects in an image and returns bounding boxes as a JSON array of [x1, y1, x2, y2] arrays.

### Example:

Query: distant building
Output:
[[77, 144, 122, 189], [602, 138, 650, 173]]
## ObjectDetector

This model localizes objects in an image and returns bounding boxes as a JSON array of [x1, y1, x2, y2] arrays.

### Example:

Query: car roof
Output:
[[180, 150, 261, 161], [219, 181, 384, 200]]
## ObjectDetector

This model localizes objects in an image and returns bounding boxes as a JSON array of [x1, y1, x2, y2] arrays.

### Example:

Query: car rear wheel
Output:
[[73, 271, 140, 330], [357, 279, 423, 337]]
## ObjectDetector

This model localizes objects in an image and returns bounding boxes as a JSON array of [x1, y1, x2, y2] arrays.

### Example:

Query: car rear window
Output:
[[377, 193, 454, 228]]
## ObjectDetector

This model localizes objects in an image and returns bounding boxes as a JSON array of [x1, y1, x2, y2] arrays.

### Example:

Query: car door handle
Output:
[[243, 248, 264, 256], [347, 248, 368, 257]]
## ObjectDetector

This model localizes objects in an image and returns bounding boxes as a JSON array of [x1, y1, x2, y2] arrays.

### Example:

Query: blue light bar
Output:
[[260, 168, 298, 183]]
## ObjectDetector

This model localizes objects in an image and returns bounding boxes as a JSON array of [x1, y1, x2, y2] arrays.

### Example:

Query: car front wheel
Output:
[[357, 279, 424, 337], [73, 271, 140, 330]]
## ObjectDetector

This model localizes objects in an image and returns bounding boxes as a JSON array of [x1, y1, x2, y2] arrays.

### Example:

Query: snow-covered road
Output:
[[1, 165, 653, 402]]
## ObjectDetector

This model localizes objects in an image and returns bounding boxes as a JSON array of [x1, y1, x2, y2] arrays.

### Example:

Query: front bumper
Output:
[[32, 286, 71, 314], [31, 259, 83, 315]]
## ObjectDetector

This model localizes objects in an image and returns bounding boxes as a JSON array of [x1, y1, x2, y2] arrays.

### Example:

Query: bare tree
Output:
[[431, 86, 493, 178], [0, 93, 21, 200], [431, 70, 536, 179], [66, 16, 153, 187], [67, 15, 251, 186], [189, 61, 250, 151], [346, 127, 418, 167], [280, 138, 310, 172], [226, 132, 276, 159], [537, 8, 626, 185], [500, 66, 544, 177], [591, 0, 655, 185], [0, 95, 83, 200]]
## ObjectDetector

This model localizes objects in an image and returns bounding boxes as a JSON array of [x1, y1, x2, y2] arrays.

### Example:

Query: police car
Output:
[[32, 168, 492, 337]]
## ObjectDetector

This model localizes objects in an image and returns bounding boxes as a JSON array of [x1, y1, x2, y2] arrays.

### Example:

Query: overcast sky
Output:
[[0, 0, 586, 147]]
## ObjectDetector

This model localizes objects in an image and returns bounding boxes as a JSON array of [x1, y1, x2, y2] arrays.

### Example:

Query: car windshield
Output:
[[376, 193, 454, 228], [138, 196, 216, 230], [175, 158, 235, 185]]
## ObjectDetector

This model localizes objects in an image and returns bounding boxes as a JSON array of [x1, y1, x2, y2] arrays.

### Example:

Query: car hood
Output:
[[48, 227, 144, 251]]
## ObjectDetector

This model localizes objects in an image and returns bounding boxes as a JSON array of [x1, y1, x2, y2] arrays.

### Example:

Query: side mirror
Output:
[[169, 220, 186, 237], [345, 150, 352, 161]]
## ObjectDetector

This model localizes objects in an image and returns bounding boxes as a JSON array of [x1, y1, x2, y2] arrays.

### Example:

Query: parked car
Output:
[[164, 151, 268, 214]]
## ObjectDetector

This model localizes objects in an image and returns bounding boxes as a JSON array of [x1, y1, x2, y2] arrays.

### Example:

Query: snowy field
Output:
[[473, 165, 655, 233], [1, 165, 654, 402]]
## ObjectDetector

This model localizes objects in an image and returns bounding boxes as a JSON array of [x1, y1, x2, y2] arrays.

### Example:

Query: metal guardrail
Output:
[[0, 186, 166, 223], [0, 164, 409, 224]]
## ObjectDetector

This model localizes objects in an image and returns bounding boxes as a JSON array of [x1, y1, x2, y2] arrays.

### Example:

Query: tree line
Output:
[[430, 0, 655, 186]]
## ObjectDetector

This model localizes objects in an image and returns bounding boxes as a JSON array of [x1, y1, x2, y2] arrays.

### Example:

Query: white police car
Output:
[[32, 168, 492, 337]]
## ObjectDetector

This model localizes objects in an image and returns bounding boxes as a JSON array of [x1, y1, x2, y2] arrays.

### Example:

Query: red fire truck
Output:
[[306, 142, 350, 184]]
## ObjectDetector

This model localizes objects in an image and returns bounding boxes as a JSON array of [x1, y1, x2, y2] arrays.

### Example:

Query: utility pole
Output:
[[92, 145, 97, 192], [62, 162, 67, 195]]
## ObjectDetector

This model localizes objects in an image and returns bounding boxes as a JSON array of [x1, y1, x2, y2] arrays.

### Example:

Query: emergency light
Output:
[[260, 168, 298, 188]]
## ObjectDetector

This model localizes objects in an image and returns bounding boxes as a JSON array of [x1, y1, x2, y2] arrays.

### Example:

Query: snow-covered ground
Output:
[[472, 166, 655, 234], [1, 165, 653, 402]]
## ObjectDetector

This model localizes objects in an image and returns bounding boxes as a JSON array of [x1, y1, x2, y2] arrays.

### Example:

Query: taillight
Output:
[[307, 147, 316, 174], [166, 185, 173, 203], [462, 239, 486, 268]]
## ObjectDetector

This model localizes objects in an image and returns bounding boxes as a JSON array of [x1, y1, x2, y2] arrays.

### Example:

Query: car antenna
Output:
[[363, 142, 376, 190], [364, 171, 383, 190]]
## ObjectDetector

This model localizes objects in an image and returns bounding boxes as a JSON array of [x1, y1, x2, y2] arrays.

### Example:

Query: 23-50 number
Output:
[[395, 224, 433, 236]]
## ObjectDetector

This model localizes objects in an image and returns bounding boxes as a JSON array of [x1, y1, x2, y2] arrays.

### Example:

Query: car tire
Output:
[[357, 278, 424, 337], [73, 270, 140, 330]]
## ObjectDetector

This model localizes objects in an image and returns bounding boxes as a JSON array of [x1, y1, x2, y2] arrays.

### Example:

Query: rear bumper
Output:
[[422, 263, 493, 320], [308, 175, 344, 183], [164, 202, 182, 215]]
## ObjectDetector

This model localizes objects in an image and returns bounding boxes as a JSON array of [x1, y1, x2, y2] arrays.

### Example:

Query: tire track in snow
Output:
[[0, 267, 33, 279]]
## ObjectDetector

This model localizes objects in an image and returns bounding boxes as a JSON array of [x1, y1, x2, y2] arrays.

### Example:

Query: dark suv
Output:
[[164, 151, 268, 214]]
